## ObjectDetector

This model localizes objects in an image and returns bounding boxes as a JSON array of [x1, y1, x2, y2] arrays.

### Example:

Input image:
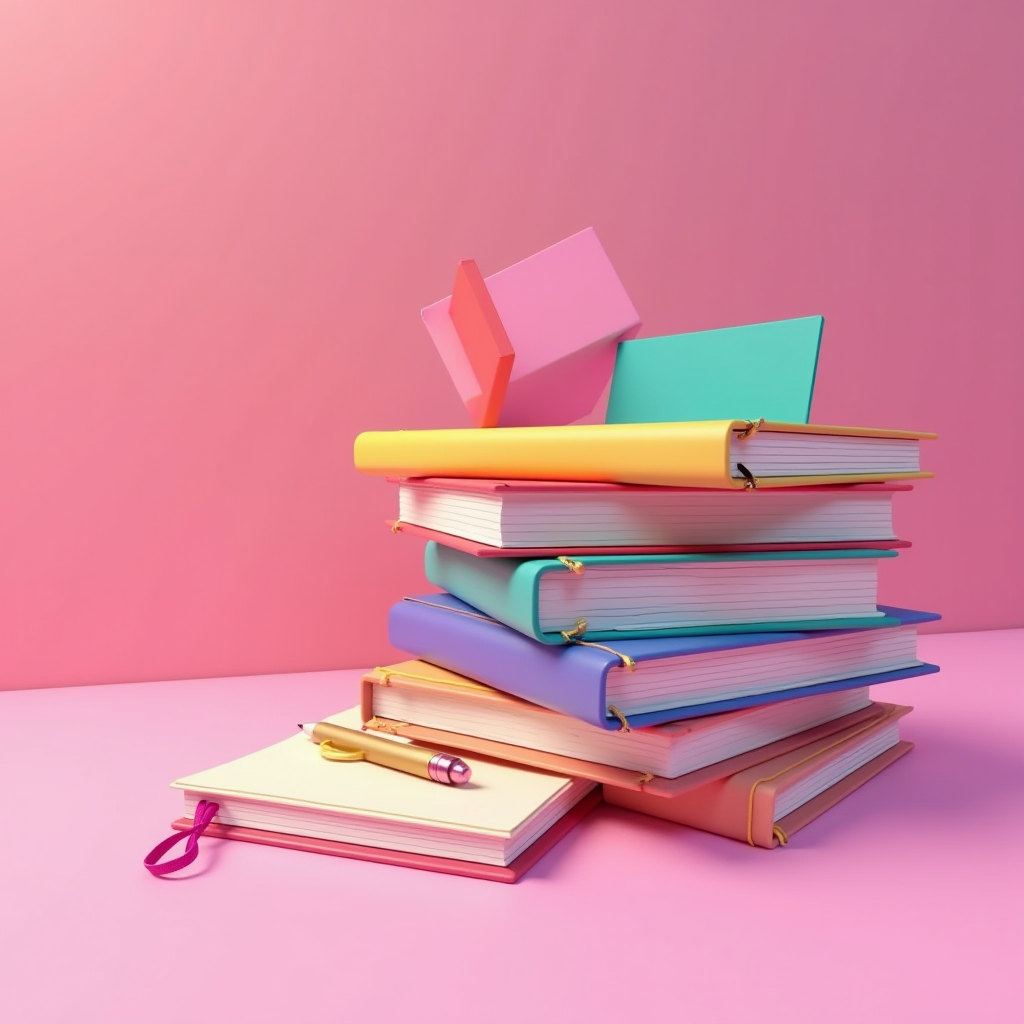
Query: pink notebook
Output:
[[170, 788, 601, 883]]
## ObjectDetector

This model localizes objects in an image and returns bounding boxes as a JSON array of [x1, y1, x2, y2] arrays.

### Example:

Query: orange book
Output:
[[604, 705, 912, 847]]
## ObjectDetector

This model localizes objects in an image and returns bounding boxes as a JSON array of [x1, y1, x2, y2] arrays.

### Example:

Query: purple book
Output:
[[388, 593, 940, 731]]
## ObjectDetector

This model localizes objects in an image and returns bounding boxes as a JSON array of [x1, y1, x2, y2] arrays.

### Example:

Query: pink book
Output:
[[389, 478, 913, 555], [421, 228, 641, 428], [169, 788, 601, 884], [605, 706, 913, 847]]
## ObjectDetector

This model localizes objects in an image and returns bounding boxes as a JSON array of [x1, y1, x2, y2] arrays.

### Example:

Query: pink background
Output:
[[2, 2, 1022, 691]]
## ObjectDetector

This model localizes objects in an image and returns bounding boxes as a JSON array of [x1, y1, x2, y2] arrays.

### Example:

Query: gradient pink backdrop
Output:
[[1, 1, 1021, 691]]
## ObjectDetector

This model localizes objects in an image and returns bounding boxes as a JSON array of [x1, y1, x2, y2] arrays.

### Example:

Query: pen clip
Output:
[[318, 740, 366, 763]]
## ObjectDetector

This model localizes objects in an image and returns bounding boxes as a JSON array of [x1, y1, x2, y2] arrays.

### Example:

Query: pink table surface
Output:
[[1, 629, 1021, 1024]]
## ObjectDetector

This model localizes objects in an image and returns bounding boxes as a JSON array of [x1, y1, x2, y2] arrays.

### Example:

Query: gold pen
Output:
[[298, 721, 472, 785]]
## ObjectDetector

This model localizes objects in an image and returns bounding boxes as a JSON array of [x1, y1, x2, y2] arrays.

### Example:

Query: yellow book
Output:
[[353, 420, 935, 489]]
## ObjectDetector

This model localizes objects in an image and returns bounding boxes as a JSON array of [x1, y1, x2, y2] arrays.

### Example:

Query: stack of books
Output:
[[353, 418, 938, 850], [158, 233, 939, 882]]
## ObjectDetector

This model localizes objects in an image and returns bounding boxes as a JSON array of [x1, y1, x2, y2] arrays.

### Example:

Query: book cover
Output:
[[605, 706, 914, 848], [424, 542, 903, 643], [362, 659, 904, 796], [389, 478, 912, 555], [354, 420, 935, 489]]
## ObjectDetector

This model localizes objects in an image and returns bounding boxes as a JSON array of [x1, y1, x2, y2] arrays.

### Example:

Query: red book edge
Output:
[[449, 260, 515, 429], [389, 477, 915, 494], [385, 519, 911, 557]]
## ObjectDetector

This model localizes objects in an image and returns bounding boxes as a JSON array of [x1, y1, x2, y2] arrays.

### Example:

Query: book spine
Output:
[[387, 598, 619, 729], [424, 543, 548, 641], [354, 421, 736, 488]]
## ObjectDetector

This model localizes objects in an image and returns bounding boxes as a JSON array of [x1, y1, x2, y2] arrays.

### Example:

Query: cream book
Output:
[[172, 708, 596, 868]]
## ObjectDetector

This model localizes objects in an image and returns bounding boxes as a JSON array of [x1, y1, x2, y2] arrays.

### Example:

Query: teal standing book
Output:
[[422, 542, 901, 645], [605, 316, 823, 425]]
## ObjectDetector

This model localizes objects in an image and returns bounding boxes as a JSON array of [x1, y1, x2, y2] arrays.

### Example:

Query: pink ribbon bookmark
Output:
[[144, 800, 220, 877]]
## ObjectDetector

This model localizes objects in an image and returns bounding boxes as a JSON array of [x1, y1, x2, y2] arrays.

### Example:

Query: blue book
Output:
[[389, 593, 940, 730], [424, 541, 903, 644]]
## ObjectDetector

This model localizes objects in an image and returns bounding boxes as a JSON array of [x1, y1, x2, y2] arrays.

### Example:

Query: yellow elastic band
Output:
[[391, 520, 403, 533], [607, 705, 631, 732], [400, 600, 636, 670], [558, 619, 636, 670], [318, 740, 365, 762], [372, 666, 470, 689], [736, 418, 765, 439], [370, 666, 493, 698], [637, 772, 655, 786], [402, 597, 503, 626], [560, 618, 588, 641], [364, 715, 408, 735], [557, 556, 585, 574], [772, 825, 789, 846], [581, 641, 636, 669], [745, 707, 897, 847]]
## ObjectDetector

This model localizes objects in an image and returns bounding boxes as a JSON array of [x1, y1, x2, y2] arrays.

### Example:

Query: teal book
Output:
[[605, 316, 823, 425], [423, 542, 901, 645]]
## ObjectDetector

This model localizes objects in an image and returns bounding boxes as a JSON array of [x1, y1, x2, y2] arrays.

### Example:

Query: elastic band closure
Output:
[[736, 418, 765, 439], [364, 715, 409, 735], [745, 707, 897, 846], [143, 799, 219, 877], [560, 618, 588, 642], [607, 705, 631, 732], [391, 519, 403, 533], [557, 556, 585, 574], [735, 463, 759, 489], [372, 665, 482, 690], [402, 596, 503, 626], [558, 619, 636, 670]]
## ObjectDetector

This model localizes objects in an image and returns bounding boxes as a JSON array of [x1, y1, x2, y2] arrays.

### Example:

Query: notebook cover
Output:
[[389, 593, 941, 729], [362, 665, 901, 795], [389, 520, 911, 558], [605, 317, 824, 425], [604, 708, 913, 847], [354, 420, 935, 489], [424, 541, 902, 643], [170, 787, 601, 884]]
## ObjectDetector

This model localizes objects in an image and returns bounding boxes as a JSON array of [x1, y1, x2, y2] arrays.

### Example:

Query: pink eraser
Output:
[[421, 228, 641, 427]]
